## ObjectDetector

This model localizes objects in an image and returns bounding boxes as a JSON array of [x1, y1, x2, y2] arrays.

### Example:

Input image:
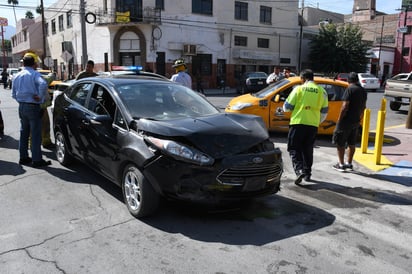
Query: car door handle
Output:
[[82, 119, 90, 126]]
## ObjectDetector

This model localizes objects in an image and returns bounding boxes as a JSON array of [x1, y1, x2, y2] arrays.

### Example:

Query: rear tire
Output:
[[389, 101, 401, 111], [122, 165, 159, 218]]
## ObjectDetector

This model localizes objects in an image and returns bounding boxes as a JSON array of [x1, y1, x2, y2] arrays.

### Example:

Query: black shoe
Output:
[[332, 163, 345, 172], [294, 171, 305, 185], [304, 175, 311, 182], [32, 159, 52, 168], [344, 163, 353, 171], [19, 157, 32, 165]]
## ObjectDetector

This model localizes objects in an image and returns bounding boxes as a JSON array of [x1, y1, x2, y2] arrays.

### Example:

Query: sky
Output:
[[305, 0, 402, 15], [0, 0, 404, 29]]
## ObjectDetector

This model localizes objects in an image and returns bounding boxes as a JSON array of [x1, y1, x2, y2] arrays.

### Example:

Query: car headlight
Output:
[[146, 136, 214, 166], [230, 102, 253, 111]]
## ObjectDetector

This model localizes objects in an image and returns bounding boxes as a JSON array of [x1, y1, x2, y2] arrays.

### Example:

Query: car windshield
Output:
[[246, 72, 267, 78], [253, 78, 291, 98], [359, 73, 376, 78], [117, 82, 220, 120]]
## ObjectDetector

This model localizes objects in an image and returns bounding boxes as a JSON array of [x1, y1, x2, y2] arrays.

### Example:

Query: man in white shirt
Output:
[[170, 59, 192, 89], [266, 67, 284, 84]]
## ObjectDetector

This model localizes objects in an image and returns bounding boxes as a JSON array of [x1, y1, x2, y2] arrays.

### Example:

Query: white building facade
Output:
[[33, 0, 299, 88]]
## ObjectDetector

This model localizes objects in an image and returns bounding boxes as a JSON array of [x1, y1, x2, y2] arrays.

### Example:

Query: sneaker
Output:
[[19, 157, 32, 165], [344, 163, 353, 171], [332, 163, 345, 172], [32, 159, 52, 168], [294, 170, 305, 185]]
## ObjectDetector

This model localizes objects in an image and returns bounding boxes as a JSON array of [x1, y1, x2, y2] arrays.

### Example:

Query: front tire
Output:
[[55, 131, 73, 166], [122, 165, 159, 218], [389, 101, 401, 111]]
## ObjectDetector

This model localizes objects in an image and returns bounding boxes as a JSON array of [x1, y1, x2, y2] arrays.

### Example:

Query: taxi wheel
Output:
[[122, 165, 159, 218], [55, 131, 73, 166], [389, 101, 401, 111]]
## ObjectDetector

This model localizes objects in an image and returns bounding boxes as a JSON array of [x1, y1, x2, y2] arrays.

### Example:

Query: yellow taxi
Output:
[[225, 76, 349, 135]]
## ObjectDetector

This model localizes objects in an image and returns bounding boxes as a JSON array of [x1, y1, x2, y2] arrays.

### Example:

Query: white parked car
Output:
[[358, 73, 380, 92]]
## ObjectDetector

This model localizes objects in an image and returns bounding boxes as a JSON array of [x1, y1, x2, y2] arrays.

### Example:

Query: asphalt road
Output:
[[1, 86, 411, 274]]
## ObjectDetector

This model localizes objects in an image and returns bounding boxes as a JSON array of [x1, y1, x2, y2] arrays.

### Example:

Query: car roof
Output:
[[75, 75, 172, 86], [285, 76, 348, 86]]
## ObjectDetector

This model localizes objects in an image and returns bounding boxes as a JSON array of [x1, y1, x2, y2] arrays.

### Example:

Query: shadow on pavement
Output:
[[296, 178, 412, 205], [143, 195, 336, 245]]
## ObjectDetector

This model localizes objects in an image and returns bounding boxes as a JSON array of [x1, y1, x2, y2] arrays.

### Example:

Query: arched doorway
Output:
[[113, 27, 147, 66]]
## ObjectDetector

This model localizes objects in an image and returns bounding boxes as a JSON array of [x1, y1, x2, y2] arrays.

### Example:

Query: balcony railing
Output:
[[95, 7, 161, 26]]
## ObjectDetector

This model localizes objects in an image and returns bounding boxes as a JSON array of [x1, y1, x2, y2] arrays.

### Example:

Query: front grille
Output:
[[217, 163, 283, 186]]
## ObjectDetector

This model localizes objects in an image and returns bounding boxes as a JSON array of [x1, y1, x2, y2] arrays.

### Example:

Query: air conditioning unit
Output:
[[183, 44, 197, 55]]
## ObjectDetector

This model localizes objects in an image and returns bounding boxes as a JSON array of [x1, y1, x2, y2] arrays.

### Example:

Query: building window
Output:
[[51, 19, 56, 34], [155, 0, 164, 9], [192, 0, 212, 15], [257, 38, 269, 48], [234, 36, 247, 46], [116, 0, 143, 22], [260, 6, 272, 24], [280, 58, 291, 64], [67, 10, 72, 28], [23, 30, 27, 42], [402, 47, 410, 56], [58, 15, 64, 31], [45, 22, 49, 36], [235, 1, 248, 21]]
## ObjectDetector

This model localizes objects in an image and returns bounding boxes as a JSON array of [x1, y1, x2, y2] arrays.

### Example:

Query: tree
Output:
[[36, 5, 43, 14], [308, 23, 371, 74], [7, 0, 19, 25], [25, 11, 34, 19]]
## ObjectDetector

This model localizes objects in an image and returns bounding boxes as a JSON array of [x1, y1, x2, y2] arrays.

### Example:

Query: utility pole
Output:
[[80, 0, 88, 69], [40, 0, 47, 69], [377, 16, 384, 78], [0, 17, 8, 69], [297, 0, 304, 73]]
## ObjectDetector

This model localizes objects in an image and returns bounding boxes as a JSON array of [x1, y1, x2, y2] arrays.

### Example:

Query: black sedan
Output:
[[237, 71, 268, 94], [53, 74, 283, 218]]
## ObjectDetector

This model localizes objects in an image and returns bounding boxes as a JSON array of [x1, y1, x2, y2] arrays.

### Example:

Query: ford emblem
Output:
[[252, 157, 263, 164]]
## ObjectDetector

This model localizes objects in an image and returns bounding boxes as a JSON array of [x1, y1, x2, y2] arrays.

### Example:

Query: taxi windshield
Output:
[[253, 78, 291, 98]]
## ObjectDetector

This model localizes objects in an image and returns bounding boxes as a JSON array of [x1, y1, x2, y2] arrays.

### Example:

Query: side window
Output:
[[69, 83, 92, 106], [88, 85, 116, 117], [319, 84, 345, 101], [274, 86, 294, 102], [114, 109, 127, 130]]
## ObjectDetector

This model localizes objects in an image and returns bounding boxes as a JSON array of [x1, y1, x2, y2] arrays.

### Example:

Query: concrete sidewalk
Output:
[[354, 125, 412, 185]]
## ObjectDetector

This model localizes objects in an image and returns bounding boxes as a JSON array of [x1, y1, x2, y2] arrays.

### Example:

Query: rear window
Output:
[[359, 73, 375, 78]]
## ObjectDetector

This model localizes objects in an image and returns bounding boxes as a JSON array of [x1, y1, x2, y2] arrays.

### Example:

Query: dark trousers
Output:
[[287, 124, 318, 176], [0, 109, 4, 135]]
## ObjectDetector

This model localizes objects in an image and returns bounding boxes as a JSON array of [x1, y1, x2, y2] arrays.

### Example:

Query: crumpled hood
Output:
[[136, 113, 269, 158]]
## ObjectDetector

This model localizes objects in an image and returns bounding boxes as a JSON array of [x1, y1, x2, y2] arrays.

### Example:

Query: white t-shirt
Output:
[[170, 71, 192, 89]]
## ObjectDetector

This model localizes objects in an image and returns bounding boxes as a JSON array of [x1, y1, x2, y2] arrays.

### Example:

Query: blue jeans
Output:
[[18, 103, 43, 162]]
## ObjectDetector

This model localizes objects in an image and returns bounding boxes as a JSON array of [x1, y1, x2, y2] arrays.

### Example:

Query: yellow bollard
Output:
[[380, 97, 386, 111], [374, 110, 386, 164], [380, 97, 387, 112], [361, 108, 370, 154]]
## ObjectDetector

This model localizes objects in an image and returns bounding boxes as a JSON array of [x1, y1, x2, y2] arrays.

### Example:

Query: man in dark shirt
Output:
[[332, 72, 367, 171], [76, 60, 98, 80]]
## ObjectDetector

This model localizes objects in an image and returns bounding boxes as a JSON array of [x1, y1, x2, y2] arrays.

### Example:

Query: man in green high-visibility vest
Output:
[[283, 69, 329, 185]]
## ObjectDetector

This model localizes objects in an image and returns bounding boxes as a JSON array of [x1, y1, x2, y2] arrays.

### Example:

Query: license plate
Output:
[[258, 81, 263, 84]]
